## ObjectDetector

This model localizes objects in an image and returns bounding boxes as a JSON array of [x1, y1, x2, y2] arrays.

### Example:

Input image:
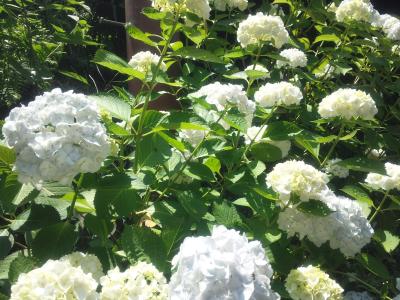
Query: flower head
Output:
[[151, 0, 211, 19], [128, 51, 166, 74], [61, 252, 104, 282], [212, 0, 248, 11], [254, 82, 303, 108], [277, 48, 308, 68], [335, 0, 375, 23], [365, 162, 400, 191]]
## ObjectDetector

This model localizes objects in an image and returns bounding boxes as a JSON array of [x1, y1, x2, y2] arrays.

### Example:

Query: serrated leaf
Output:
[[357, 253, 390, 279], [0, 230, 13, 260], [177, 190, 208, 220], [89, 94, 131, 121], [338, 157, 385, 174], [265, 121, 302, 140], [59, 70, 88, 85], [250, 142, 282, 162], [374, 230, 400, 253], [213, 201, 243, 227], [297, 199, 334, 216], [184, 162, 215, 181], [10, 205, 61, 232], [8, 256, 38, 283], [223, 112, 248, 132]]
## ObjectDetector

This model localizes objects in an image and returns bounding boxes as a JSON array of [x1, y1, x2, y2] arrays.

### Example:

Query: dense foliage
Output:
[[0, 0, 400, 299]]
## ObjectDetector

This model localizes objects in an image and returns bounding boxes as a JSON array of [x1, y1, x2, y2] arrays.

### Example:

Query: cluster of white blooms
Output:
[[365, 162, 400, 191], [169, 225, 280, 300], [372, 14, 400, 41], [100, 262, 168, 300], [324, 158, 349, 178], [237, 13, 289, 48], [335, 0, 374, 23], [318, 88, 378, 120], [11, 259, 99, 300], [315, 63, 335, 79], [344, 291, 374, 300], [278, 192, 374, 256], [277, 48, 308, 68], [192, 82, 255, 125], [151, 0, 211, 19], [266, 160, 330, 204], [245, 64, 270, 79], [367, 148, 385, 159], [254, 82, 303, 108], [2, 89, 110, 187], [178, 129, 207, 147], [212, 0, 247, 11], [245, 126, 291, 157], [285, 265, 343, 300], [61, 252, 104, 282], [128, 51, 166, 74]]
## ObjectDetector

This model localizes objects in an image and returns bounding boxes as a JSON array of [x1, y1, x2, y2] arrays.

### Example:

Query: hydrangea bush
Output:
[[0, 0, 399, 299]]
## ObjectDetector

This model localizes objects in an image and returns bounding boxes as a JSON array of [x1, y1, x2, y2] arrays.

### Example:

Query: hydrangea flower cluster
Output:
[[100, 262, 169, 300], [237, 13, 289, 48], [192, 82, 255, 126], [324, 158, 349, 178], [10, 259, 99, 300], [2, 88, 110, 187], [335, 0, 375, 23], [179, 129, 207, 147], [318, 88, 378, 120], [169, 225, 280, 300], [277, 48, 308, 68], [365, 162, 400, 191], [344, 291, 374, 300], [266, 160, 330, 204], [372, 13, 400, 41], [151, 0, 211, 19], [278, 191, 374, 256], [128, 51, 166, 75], [61, 252, 104, 282], [212, 0, 248, 11], [245, 126, 291, 158], [254, 82, 303, 108], [285, 265, 343, 300]]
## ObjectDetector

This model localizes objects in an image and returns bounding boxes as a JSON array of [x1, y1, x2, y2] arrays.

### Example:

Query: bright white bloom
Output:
[[192, 82, 255, 126], [373, 14, 400, 41], [237, 13, 289, 48], [324, 158, 349, 178], [100, 262, 168, 300], [277, 48, 308, 68], [128, 51, 166, 74], [255, 82, 303, 108], [169, 225, 280, 300], [318, 88, 378, 120], [335, 0, 374, 23], [151, 0, 211, 19], [365, 162, 400, 191], [285, 265, 343, 300], [10, 259, 99, 300], [266, 160, 329, 204], [367, 148, 385, 159], [344, 291, 374, 300], [61, 252, 103, 282], [278, 192, 374, 257], [213, 0, 248, 11], [2, 88, 110, 187], [315, 64, 335, 78], [179, 129, 207, 147], [245, 64, 270, 79]]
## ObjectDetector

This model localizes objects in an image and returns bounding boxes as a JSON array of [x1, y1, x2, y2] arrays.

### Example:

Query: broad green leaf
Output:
[[0, 252, 19, 280], [340, 129, 359, 141], [10, 205, 60, 232], [250, 142, 282, 162], [84, 214, 113, 243], [59, 70, 88, 85], [177, 191, 208, 220], [89, 94, 131, 121], [142, 7, 167, 20], [8, 256, 38, 283], [0, 144, 16, 165], [157, 132, 186, 152], [297, 199, 334, 216], [223, 112, 248, 132], [136, 134, 172, 167], [125, 24, 157, 47], [173, 47, 224, 64], [32, 222, 78, 261], [247, 161, 266, 177], [94, 188, 142, 218], [357, 253, 390, 279], [341, 185, 374, 208], [12, 184, 37, 206], [265, 121, 302, 140], [374, 230, 400, 253], [213, 201, 243, 228], [204, 157, 221, 174], [338, 157, 385, 174], [0, 230, 13, 260], [183, 162, 215, 181], [314, 34, 340, 44]]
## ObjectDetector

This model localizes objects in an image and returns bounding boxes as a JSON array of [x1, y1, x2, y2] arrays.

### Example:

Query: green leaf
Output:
[[183, 162, 215, 181], [10, 205, 60, 232], [121, 226, 167, 271], [297, 199, 334, 216], [136, 134, 172, 168], [173, 47, 224, 64], [247, 161, 266, 177], [142, 7, 167, 20], [223, 112, 248, 132], [313, 34, 340, 44], [0, 144, 16, 165], [32, 222, 78, 261], [92, 49, 145, 80], [84, 214, 113, 243], [59, 70, 88, 85], [204, 157, 221, 174], [89, 94, 131, 121], [213, 201, 243, 228], [339, 129, 359, 141], [338, 157, 385, 174], [357, 253, 390, 279], [8, 256, 38, 283], [157, 132, 186, 152], [250, 142, 282, 162], [0, 252, 19, 280], [177, 191, 208, 220], [125, 24, 157, 47], [0, 230, 13, 260], [265, 121, 302, 140], [341, 185, 374, 208], [374, 230, 400, 253]]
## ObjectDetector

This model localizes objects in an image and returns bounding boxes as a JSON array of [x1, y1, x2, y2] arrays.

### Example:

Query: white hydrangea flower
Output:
[[100, 262, 168, 300], [237, 12, 289, 48], [61, 252, 104, 282], [213, 0, 248, 11], [278, 191, 374, 257], [254, 82, 303, 108], [318, 88, 378, 120], [128, 51, 166, 74], [335, 0, 375, 23], [179, 129, 207, 147], [285, 265, 343, 300], [169, 225, 280, 300], [315, 64, 335, 79], [266, 160, 330, 204], [324, 158, 349, 178], [2, 88, 110, 187], [245, 64, 270, 79], [367, 148, 385, 159], [192, 82, 255, 126], [373, 14, 400, 41], [10, 259, 99, 300], [365, 162, 400, 191], [151, 0, 211, 19], [344, 291, 374, 300], [277, 48, 308, 68]]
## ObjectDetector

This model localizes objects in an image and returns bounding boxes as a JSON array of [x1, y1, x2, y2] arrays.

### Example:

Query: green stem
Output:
[[67, 174, 84, 220], [321, 123, 345, 167], [369, 190, 390, 222]]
